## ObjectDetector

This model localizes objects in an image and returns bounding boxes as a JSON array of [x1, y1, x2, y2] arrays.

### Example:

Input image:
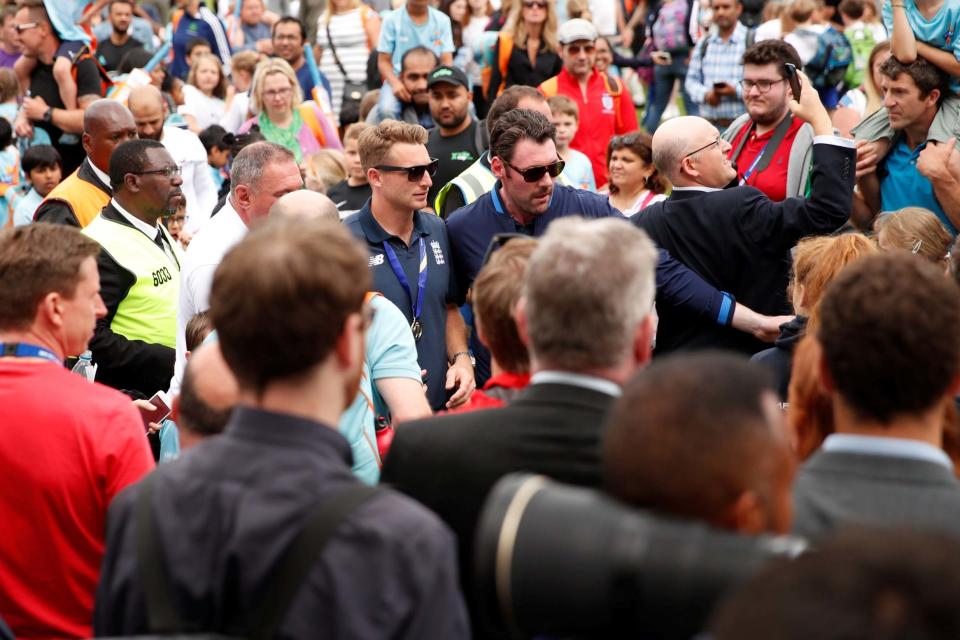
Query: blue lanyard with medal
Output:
[[382, 238, 427, 341], [0, 342, 61, 364]]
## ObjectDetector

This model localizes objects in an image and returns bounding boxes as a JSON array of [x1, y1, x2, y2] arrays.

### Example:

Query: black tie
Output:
[[153, 229, 166, 252]]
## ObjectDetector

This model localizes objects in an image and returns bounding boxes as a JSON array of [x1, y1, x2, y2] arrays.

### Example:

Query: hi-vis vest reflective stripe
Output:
[[434, 154, 573, 214], [84, 216, 181, 348], [41, 168, 111, 228]]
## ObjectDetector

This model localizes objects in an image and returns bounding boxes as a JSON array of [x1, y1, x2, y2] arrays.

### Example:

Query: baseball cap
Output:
[[427, 65, 470, 89], [557, 18, 599, 45]]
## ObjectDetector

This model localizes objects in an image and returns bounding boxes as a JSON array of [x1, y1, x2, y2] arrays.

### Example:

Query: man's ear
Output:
[[490, 155, 506, 181], [726, 491, 766, 535], [81, 132, 92, 157], [367, 167, 382, 188], [927, 89, 942, 109], [334, 312, 364, 371], [633, 313, 655, 366], [817, 347, 836, 394], [513, 296, 531, 347]]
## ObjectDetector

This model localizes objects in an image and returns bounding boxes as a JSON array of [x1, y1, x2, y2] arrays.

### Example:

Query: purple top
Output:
[[0, 49, 21, 68]]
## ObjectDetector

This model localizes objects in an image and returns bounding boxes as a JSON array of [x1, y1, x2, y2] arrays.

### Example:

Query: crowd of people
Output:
[[5, 0, 960, 637]]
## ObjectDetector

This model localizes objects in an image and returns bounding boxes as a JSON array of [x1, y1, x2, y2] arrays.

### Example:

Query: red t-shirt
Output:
[[446, 371, 531, 414], [0, 360, 154, 639], [543, 68, 639, 188], [727, 116, 805, 202]]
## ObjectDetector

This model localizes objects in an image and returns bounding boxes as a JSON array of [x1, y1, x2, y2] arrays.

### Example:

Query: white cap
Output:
[[557, 18, 599, 45]]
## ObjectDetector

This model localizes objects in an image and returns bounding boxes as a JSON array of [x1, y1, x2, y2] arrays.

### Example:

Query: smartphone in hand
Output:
[[784, 63, 802, 100], [139, 391, 171, 430], [652, 50, 673, 64]]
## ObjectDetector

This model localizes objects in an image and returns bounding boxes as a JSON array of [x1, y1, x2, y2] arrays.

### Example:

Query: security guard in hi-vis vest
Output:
[[83, 139, 184, 397]]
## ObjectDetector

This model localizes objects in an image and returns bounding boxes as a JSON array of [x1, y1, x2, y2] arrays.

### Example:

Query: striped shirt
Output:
[[684, 22, 749, 123], [317, 7, 372, 122]]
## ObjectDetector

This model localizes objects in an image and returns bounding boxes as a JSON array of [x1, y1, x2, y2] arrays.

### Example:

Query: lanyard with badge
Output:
[[732, 115, 794, 187], [382, 238, 427, 341], [0, 343, 61, 363]]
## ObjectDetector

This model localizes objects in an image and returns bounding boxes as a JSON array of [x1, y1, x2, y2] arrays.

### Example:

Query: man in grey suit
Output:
[[792, 251, 960, 540]]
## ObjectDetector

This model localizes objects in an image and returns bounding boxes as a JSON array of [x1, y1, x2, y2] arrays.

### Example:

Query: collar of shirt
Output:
[[671, 185, 725, 193], [89, 159, 111, 190], [491, 180, 555, 216], [111, 197, 161, 239], [706, 21, 748, 43], [358, 203, 432, 244], [530, 370, 622, 397], [225, 405, 353, 462], [823, 433, 953, 470]]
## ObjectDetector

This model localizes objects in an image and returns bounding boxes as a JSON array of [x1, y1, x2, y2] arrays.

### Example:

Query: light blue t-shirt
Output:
[[339, 294, 422, 485], [377, 6, 455, 74], [883, 0, 960, 91], [44, 0, 90, 44], [12, 187, 42, 226], [880, 137, 958, 235], [560, 148, 597, 191]]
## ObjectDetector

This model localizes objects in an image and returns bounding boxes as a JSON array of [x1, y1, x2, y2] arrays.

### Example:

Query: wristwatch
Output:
[[449, 351, 475, 367], [42, 107, 53, 123]]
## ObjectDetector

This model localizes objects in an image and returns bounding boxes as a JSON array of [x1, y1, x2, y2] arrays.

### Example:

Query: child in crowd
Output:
[[0, 118, 19, 226], [180, 53, 228, 133], [199, 124, 230, 192], [327, 121, 372, 216], [165, 199, 190, 249], [304, 149, 347, 194], [185, 37, 213, 69], [12, 144, 61, 226], [375, 0, 455, 120], [0, 68, 18, 125], [547, 95, 595, 191]]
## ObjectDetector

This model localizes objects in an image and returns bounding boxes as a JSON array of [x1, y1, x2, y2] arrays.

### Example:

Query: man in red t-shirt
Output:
[[0, 224, 154, 639], [722, 40, 815, 201], [539, 19, 639, 188]]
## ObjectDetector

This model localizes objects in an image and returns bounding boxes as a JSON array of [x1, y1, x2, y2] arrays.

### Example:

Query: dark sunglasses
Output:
[[503, 159, 565, 183], [480, 232, 526, 267], [566, 43, 595, 54], [375, 158, 439, 181], [523, 1, 547, 8], [610, 133, 642, 148]]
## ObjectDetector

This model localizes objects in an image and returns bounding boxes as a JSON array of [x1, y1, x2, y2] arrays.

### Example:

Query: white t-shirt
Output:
[[784, 24, 826, 65], [170, 199, 247, 395], [161, 125, 218, 234], [754, 18, 782, 41], [219, 91, 251, 134], [179, 84, 228, 131], [589, 0, 618, 36]]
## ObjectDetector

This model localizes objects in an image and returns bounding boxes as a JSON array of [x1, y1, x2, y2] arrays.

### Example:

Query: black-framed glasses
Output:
[[134, 165, 182, 179], [740, 78, 785, 93], [502, 158, 565, 182], [14, 22, 38, 33], [375, 158, 439, 182], [480, 232, 526, 267], [683, 137, 721, 159]]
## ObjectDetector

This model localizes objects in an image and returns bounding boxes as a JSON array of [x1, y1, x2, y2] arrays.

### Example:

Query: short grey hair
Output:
[[524, 217, 658, 371], [229, 141, 296, 196], [652, 135, 688, 184]]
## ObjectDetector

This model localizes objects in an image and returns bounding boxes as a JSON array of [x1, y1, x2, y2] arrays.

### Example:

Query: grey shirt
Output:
[[94, 406, 469, 639]]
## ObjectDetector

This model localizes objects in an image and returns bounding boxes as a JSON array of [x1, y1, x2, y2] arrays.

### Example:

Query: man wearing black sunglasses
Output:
[[345, 120, 475, 411]]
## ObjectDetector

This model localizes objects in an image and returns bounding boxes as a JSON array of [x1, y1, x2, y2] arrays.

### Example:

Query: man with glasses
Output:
[[11, 0, 105, 176], [83, 139, 185, 397], [271, 17, 333, 106], [539, 19, 638, 188], [721, 40, 816, 201], [345, 120, 475, 411], [366, 46, 437, 127], [634, 67, 855, 356]]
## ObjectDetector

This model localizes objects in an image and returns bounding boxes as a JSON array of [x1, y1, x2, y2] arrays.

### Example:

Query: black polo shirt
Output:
[[344, 204, 460, 410]]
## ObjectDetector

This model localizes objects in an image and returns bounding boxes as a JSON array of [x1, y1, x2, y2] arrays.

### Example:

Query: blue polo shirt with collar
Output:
[[345, 202, 460, 410], [880, 138, 958, 236], [445, 182, 622, 384]]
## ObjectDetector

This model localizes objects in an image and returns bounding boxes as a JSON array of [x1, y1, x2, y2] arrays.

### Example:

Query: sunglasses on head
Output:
[[503, 159, 565, 182], [375, 158, 440, 181]]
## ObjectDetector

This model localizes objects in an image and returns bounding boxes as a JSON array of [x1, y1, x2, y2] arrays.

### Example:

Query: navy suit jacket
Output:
[[633, 139, 855, 355]]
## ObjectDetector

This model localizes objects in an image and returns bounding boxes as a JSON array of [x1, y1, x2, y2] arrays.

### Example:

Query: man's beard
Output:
[[113, 25, 129, 35], [438, 110, 468, 131]]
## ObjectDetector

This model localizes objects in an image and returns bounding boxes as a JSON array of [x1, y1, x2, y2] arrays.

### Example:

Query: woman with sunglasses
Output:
[[483, 0, 562, 105], [605, 131, 669, 216]]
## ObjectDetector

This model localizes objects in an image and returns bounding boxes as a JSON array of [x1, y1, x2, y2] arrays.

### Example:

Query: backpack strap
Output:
[[136, 473, 187, 633], [359, 5, 374, 51], [602, 73, 624, 131], [135, 471, 380, 639], [245, 485, 380, 640]]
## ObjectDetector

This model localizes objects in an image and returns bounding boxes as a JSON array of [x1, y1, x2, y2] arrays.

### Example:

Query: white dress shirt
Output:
[[170, 198, 247, 394], [161, 125, 218, 235]]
